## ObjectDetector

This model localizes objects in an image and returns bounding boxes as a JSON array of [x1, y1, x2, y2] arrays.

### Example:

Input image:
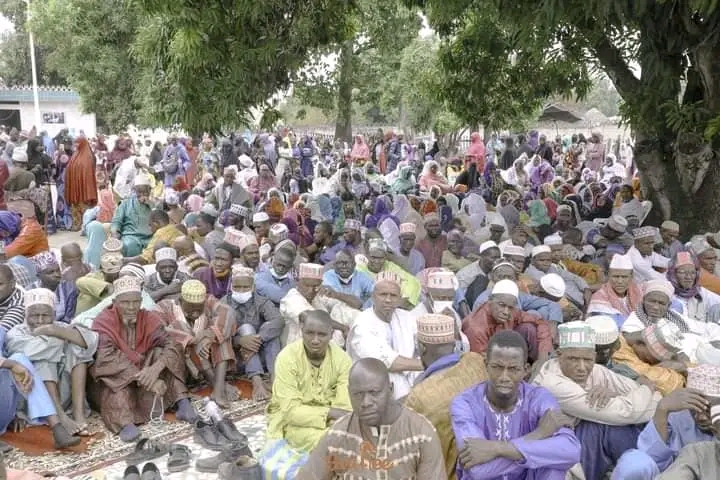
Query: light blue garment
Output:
[[81, 206, 99, 235], [254, 270, 296, 306], [244, 337, 281, 377], [322, 269, 375, 309], [84, 220, 106, 270], [472, 291, 563, 323], [612, 410, 713, 479]]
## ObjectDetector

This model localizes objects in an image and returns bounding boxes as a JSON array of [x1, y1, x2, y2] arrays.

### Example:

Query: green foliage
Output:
[[29, 0, 140, 131]]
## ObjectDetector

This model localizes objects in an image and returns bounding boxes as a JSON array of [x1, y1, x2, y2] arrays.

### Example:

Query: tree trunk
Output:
[[334, 40, 354, 144]]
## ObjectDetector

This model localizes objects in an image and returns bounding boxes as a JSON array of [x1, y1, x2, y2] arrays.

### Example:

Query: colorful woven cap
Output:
[[399, 223, 416, 235], [114, 276, 143, 296], [686, 364, 720, 398], [154, 247, 177, 263], [586, 315, 619, 345], [24, 288, 56, 308], [641, 319, 684, 361], [417, 314, 456, 345], [230, 204, 250, 218], [224, 227, 245, 248], [558, 321, 595, 349], [32, 251, 58, 272], [181, 280, 207, 304], [232, 265, 255, 279], [237, 234, 258, 252], [298, 263, 323, 280], [376, 270, 401, 285], [632, 226, 657, 240], [344, 219, 361, 231], [269, 223, 289, 242], [100, 252, 123, 274]]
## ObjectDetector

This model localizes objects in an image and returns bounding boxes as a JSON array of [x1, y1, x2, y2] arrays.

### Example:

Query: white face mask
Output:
[[271, 267, 288, 280], [433, 300, 454, 313], [232, 291, 252, 304], [338, 273, 354, 283]]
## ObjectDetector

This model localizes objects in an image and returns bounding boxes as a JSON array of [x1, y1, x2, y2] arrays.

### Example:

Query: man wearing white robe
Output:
[[347, 272, 421, 399], [628, 226, 670, 283]]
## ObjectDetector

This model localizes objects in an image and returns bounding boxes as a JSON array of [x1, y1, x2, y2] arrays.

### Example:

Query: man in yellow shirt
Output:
[[124, 209, 183, 265]]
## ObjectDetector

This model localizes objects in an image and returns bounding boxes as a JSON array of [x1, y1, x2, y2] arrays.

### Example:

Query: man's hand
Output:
[[586, 386, 619, 408], [637, 376, 657, 391], [317, 287, 335, 299], [236, 335, 262, 353], [530, 410, 575, 440], [658, 389, 709, 414], [167, 282, 183, 294], [31, 324, 60, 338], [657, 360, 687, 373], [136, 364, 162, 391], [9, 362, 33, 394], [458, 439, 500, 469], [196, 337, 213, 359]]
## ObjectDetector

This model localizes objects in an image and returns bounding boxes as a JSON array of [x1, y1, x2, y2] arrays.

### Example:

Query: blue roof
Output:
[[0, 86, 80, 103]]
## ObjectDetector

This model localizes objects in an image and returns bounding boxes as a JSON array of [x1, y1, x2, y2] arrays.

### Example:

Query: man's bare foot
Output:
[[251, 376, 269, 402], [225, 383, 241, 401], [72, 409, 90, 436], [59, 414, 83, 436], [212, 393, 232, 409]]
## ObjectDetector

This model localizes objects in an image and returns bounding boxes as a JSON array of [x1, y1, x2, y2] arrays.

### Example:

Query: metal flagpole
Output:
[[26, 0, 42, 129]]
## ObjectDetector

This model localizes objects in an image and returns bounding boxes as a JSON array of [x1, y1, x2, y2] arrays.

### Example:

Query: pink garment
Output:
[[247, 174, 278, 199], [350, 135, 370, 161], [418, 173, 452, 194], [186, 194, 204, 213]]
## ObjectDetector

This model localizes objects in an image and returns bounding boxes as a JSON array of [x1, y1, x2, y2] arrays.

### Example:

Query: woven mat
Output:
[[4, 397, 267, 477]]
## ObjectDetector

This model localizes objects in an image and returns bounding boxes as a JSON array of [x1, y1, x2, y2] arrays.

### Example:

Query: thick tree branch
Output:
[[591, 34, 641, 102]]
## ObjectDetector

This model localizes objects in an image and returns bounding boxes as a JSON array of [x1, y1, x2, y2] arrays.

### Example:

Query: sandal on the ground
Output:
[[124, 438, 170, 465], [123, 465, 141, 480], [140, 462, 162, 480], [167, 443, 192, 473]]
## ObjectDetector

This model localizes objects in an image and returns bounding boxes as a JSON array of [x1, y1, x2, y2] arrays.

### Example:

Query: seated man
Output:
[[463, 279, 553, 363], [413, 269, 469, 352], [236, 234, 263, 272], [587, 253, 642, 328], [295, 358, 445, 479], [155, 280, 238, 408], [75, 251, 122, 314], [110, 176, 153, 257], [586, 314, 646, 381], [60, 243, 91, 283], [451, 330, 581, 479], [125, 209, 184, 265], [172, 235, 209, 275], [612, 364, 717, 479], [526, 245, 592, 309], [0, 264, 27, 333], [254, 247, 296, 306], [357, 239, 422, 308], [260, 310, 352, 479], [33, 252, 78, 324], [405, 314, 487, 479], [144, 247, 191, 303], [347, 273, 422, 399], [321, 249, 375, 310], [6, 288, 98, 436], [533, 321, 662, 480], [89, 276, 197, 442], [225, 266, 284, 402]]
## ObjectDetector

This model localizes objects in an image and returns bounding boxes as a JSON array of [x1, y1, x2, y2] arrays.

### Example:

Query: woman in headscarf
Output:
[[389, 165, 415, 195], [527, 199, 551, 229], [483, 162, 509, 204], [65, 137, 97, 231], [667, 251, 720, 323], [466, 132, 486, 171], [350, 135, 370, 165], [505, 155, 529, 189], [350, 168, 370, 199], [105, 137, 131, 174], [26, 138, 52, 186], [365, 196, 397, 230], [418, 160, 452, 194], [0, 211, 49, 259], [391, 194, 426, 241], [299, 136, 315, 178], [460, 192, 487, 232], [530, 155, 554, 191], [248, 164, 279, 201], [585, 132, 606, 172]]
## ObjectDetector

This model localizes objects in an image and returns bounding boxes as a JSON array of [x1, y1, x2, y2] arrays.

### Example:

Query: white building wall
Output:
[[0, 100, 96, 138]]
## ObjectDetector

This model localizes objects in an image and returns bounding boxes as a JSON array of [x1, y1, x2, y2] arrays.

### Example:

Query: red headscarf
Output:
[[92, 305, 167, 368]]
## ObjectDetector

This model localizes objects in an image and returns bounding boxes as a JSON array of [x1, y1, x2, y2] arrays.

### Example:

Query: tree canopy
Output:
[[413, 0, 720, 232]]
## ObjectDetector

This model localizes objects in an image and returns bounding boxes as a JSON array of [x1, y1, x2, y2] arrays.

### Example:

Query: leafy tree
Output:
[[29, 0, 140, 131], [131, 0, 356, 135], [414, 0, 720, 233], [293, 0, 422, 142]]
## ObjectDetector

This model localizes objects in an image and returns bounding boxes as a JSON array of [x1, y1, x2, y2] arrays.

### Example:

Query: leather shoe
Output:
[[196, 441, 253, 473], [194, 420, 231, 451], [216, 418, 249, 444], [218, 456, 262, 480]]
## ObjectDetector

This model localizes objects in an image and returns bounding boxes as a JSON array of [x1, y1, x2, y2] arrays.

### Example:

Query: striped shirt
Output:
[[0, 288, 25, 333]]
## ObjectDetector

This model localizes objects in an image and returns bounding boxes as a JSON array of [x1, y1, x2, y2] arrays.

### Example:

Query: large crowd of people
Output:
[[0, 125, 718, 479]]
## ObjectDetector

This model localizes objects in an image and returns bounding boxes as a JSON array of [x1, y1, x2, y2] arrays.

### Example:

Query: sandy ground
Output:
[[48, 230, 88, 250]]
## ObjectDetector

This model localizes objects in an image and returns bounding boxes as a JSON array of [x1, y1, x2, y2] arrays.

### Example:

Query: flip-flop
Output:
[[167, 444, 192, 473], [140, 462, 162, 480], [123, 465, 140, 480], [124, 438, 170, 465]]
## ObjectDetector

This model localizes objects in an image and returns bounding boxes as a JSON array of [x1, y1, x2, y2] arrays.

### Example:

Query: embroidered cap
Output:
[[367, 239, 387, 254], [119, 263, 146, 280], [32, 251, 59, 272], [154, 247, 178, 263], [376, 270, 401, 286], [632, 226, 658, 240], [253, 212, 270, 224], [608, 253, 633, 271], [427, 270, 458, 290], [269, 223, 289, 243], [417, 314, 456, 345], [298, 263, 324, 280], [586, 315, 619, 345], [237, 234, 259, 252], [686, 364, 720, 398], [399, 223, 416, 235], [181, 279, 207, 304], [661, 220, 680, 233], [503, 245, 526, 258], [531, 245, 551, 257], [642, 319, 684, 361], [232, 265, 255, 279], [230, 204, 249, 218], [558, 321, 596, 350], [164, 190, 180, 206], [100, 252, 123, 274], [344, 219, 361, 231], [24, 288, 56, 308], [224, 227, 245, 248], [114, 276, 143, 296], [674, 251, 695, 268]]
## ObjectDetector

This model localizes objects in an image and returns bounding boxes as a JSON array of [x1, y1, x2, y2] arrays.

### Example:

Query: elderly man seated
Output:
[[75, 250, 122, 314], [463, 279, 554, 363], [0, 327, 81, 449], [254, 246, 296, 306], [588, 253, 642, 328], [611, 364, 718, 479], [526, 245, 592, 309], [279, 263, 358, 347], [144, 247, 191, 303], [110, 175, 153, 257], [5, 288, 98, 437], [0, 264, 27, 333], [533, 321, 662, 480], [260, 310, 352, 480], [155, 280, 238, 408], [357, 238, 421, 309], [89, 276, 197, 443], [451, 330, 581, 480], [33, 252, 78, 324], [224, 266, 284, 402], [321, 249, 375, 310], [347, 272, 421, 399]]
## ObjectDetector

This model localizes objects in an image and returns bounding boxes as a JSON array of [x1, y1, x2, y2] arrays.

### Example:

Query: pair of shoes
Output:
[[123, 462, 161, 480], [125, 438, 170, 466], [194, 418, 248, 451], [218, 456, 262, 480], [167, 444, 192, 473], [196, 441, 253, 473]]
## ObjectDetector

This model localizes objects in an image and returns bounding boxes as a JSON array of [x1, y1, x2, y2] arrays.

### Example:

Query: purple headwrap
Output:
[[0, 211, 23, 245]]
